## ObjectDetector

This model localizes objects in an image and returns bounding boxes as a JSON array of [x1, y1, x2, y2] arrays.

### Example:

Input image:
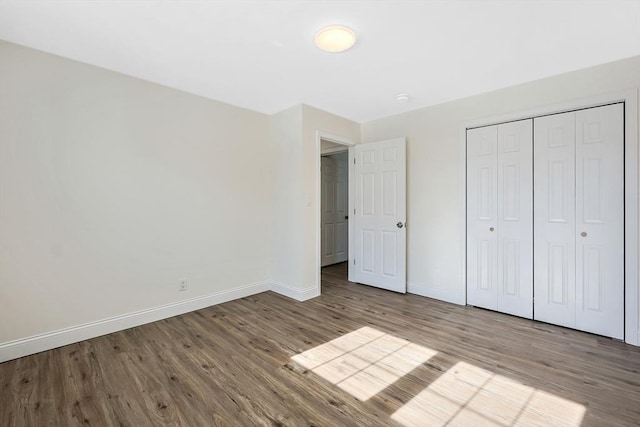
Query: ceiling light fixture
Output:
[[396, 93, 410, 103], [314, 25, 356, 53]]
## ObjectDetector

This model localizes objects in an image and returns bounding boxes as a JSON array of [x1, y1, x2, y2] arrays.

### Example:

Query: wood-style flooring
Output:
[[1, 262, 639, 426]]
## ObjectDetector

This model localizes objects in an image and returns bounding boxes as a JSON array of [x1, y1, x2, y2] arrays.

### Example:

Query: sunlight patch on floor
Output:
[[391, 361, 586, 427], [291, 326, 437, 401]]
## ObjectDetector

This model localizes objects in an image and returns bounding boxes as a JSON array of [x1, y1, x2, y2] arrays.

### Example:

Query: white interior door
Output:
[[497, 119, 533, 318], [534, 111, 577, 329], [350, 138, 406, 293], [467, 126, 498, 310], [321, 156, 337, 267], [534, 103, 624, 339], [574, 104, 624, 339]]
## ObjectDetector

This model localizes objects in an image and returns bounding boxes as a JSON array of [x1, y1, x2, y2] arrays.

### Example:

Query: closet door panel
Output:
[[467, 126, 498, 310], [534, 112, 576, 328], [497, 119, 533, 318], [575, 104, 624, 339]]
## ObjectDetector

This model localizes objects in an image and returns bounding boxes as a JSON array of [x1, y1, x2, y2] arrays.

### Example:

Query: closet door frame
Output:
[[461, 89, 639, 346]]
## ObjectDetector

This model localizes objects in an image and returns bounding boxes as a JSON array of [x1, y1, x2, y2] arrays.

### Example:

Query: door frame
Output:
[[461, 89, 639, 346], [315, 131, 355, 291]]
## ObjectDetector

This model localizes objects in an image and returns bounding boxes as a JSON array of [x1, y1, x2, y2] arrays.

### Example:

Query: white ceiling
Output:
[[1, 1, 639, 123]]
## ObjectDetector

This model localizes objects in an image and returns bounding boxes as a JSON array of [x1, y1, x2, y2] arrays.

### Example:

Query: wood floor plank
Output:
[[1, 261, 639, 426]]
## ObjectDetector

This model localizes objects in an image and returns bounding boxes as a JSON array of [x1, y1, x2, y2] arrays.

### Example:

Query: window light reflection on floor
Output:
[[391, 361, 586, 427], [291, 326, 437, 401]]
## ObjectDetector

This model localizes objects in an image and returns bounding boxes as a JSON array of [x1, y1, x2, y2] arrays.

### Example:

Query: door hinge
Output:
[[353, 158, 356, 165], [353, 259, 356, 265], [353, 208, 356, 215]]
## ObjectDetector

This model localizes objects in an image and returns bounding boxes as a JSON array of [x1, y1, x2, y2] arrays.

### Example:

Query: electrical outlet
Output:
[[178, 278, 188, 292]]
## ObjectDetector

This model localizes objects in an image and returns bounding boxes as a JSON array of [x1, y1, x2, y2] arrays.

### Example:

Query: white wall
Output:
[[361, 56, 640, 342], [0, 41, 273, 358]]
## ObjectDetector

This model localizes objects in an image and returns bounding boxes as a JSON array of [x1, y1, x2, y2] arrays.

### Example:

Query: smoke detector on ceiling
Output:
[[396, 93, 410, 103]]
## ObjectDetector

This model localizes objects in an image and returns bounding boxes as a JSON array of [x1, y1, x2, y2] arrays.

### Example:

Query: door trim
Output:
[[315, 131, 355, 293], [461, 89, 639, 346]]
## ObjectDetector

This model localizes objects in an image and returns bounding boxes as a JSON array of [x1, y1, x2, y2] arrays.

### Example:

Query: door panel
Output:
[[352, 138, 406, 293], [323, 223, 335, 257], [361, 229, 375, 272], [477, 239, 494, 291], [575, 104, 624, 339], [534, 111, 577, 329], [467, 125, 498, 310], [497, 119, 533, 318], [382, 230, 398, 276], [548, 242, 570, 305]]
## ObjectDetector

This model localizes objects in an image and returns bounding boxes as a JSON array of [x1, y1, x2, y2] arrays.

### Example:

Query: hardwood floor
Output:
[[2, 262, 639, 426]]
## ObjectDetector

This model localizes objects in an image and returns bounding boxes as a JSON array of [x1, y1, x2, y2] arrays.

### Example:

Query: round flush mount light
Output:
[[396, 93, 410, 103], [314, 25, 356, 53]]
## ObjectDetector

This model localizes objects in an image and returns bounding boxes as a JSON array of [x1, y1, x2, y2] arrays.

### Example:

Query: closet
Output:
[[467, 119, 533, 319], [466, 103, 624, 339], [534, 104, 624, 339]]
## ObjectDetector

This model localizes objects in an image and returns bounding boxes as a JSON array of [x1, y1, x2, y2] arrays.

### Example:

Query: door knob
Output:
[[581, 231, 587, 237], [397, 222, 404, 229], [489, 227, 495, 232]]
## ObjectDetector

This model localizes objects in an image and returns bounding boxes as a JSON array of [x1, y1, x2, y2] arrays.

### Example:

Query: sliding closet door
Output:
[[497, 120, 533, 318], [467, 126, 498, 310], [534, 112, 577, 329], [534, 103, 624, 338], [574, 104, 624, 339]]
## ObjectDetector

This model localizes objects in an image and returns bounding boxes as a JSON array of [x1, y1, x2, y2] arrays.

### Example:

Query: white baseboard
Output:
[[269, 281, 320, 301], [407, 282, 465, 306], [0, 281, 269, 363]]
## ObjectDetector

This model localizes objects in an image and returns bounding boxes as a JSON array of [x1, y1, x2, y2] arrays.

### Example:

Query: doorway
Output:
[[321, 150, 349, 267], [315, 134, 408, 295], [320, 138, 350, 283]]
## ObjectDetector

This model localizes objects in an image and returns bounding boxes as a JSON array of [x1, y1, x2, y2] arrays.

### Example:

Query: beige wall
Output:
[[302, 105, 360, 292], [269, 105, 304, 293], [268, 104, 359, 298], [0, 41, 272, 345], [361, 56, 640, 309], [2, 39, 638, 355]]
